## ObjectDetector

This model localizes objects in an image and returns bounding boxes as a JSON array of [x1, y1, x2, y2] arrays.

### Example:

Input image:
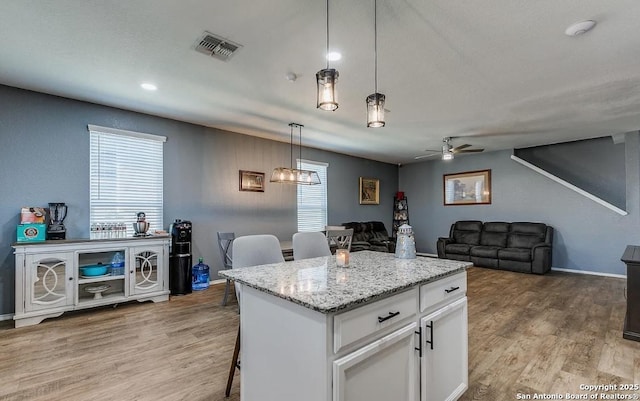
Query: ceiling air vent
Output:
[[194, 31, 242, 61]]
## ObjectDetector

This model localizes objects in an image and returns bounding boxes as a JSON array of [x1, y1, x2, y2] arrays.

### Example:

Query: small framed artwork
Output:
[[239, 170, 265, 192], [359, 177, 380, 205], [443, 169, 491, 205]]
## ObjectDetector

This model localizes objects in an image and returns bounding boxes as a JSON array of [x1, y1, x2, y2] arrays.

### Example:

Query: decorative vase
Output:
[[395, 224, 416, 259]]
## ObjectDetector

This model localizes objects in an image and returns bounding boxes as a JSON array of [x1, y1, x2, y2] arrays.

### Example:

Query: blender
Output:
[[47, 202, 68, 240]]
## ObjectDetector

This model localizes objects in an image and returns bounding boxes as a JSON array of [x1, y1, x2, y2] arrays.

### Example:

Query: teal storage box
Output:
[[17, 223, 47, 242]]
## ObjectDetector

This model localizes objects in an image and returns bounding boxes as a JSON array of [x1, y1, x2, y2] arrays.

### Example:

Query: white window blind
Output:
[[89, 125, 165, 236], [297, 159, 328, 232]]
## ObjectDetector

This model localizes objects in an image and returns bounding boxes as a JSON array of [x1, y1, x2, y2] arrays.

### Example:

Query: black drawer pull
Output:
[[426, 321, 434, 350], [378, 311, 400, 323], [445, 286, 460, 294]]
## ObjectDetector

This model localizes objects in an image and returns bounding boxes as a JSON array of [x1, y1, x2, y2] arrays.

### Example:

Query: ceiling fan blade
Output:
[[451, 143, 471, 152], [414, 154, 439, 160], [455, 148, 484, 153]]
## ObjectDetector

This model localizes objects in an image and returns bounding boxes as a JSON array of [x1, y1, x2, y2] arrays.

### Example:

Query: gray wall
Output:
[[515, 137, 626, 210], [0, 85, 398, 316], [399, 136, 640, 276]]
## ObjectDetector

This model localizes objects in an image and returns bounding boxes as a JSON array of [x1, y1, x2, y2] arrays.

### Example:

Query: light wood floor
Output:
[[0, 267, 638, 401]]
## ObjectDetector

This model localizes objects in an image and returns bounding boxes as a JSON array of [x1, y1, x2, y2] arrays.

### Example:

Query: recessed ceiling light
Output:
[[140, 83, 158, 91], [326, 52, 342, 61], [565, 20, 597, 36]]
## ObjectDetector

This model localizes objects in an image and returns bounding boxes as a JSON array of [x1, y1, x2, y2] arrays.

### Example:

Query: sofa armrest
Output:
[[531, 243, 552, 274], [437, 237, 453, 258]]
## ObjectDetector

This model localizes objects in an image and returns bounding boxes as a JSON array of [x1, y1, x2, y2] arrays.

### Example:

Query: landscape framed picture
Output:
[[443, 169, 491, 205], [239, 170, 265, 192], [359, 177, 380, 205]]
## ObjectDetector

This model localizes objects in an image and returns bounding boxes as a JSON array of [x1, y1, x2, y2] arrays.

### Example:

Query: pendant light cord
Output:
[[374, 0, 378, 95], [289, 123, 294, 169], [326, 0, 330, 69]]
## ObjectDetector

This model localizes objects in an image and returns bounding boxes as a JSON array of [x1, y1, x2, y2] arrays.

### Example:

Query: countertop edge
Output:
[[220, 264, 469, 314]]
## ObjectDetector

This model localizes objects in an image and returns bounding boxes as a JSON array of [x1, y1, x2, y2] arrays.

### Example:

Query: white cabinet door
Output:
[[129, 245, 164, 295], [24, 252, 74, 312], [333, 322, 419, 401], [420, 297, 468, 401]]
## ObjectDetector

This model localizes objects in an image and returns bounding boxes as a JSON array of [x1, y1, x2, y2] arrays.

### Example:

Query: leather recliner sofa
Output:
[[436, 220, 553, 274], [341, 221, 395, 252]]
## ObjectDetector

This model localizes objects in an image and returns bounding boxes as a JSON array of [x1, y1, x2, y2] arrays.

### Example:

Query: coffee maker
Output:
[[169, 219, 192, 295], [47, 202, 67, 240]]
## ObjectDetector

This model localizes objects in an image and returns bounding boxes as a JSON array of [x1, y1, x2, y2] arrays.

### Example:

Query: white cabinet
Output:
[[13, 237, 170, 328], [420, 297, 468, 401], [333, 323, 419, 401], [237, 270, 468, 401]]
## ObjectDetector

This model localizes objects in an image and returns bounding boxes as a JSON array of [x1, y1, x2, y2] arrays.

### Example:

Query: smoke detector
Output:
[[194, 31, 242, 61], [565, 20, 597, 36]]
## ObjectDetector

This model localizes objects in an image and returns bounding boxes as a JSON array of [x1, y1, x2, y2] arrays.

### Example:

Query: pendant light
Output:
[[316, 0, 339, 111], [270, 123, 321, 185], [366, 0, 385, 128]]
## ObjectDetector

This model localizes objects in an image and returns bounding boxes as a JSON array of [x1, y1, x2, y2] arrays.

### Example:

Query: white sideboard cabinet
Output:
[[13, 236, 170, 328]]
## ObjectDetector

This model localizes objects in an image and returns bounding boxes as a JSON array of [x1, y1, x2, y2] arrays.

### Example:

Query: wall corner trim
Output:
[[510, 154, 628, 216]]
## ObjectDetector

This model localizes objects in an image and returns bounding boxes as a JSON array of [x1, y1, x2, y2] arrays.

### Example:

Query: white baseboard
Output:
[[0, 313, 14, 322], [551, 267, 626, 279]]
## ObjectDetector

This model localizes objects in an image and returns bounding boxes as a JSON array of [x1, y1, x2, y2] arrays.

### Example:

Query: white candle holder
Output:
[[336, 249, 350, 267]]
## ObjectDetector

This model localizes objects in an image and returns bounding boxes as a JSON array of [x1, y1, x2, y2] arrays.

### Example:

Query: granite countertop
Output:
[[219, 250, 471, 314]]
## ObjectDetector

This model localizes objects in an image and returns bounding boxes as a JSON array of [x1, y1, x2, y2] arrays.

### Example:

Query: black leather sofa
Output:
[[341, 221, 395, 252], [437, 220, 553, 274]]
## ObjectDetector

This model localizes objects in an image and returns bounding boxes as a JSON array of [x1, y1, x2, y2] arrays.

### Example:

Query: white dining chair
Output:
[[292, 231, 332, 260], [226, 234, 284, 397]]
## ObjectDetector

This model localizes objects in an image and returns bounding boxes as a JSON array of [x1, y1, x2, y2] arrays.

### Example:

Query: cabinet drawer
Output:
[[334, 289, 416, 353], [420, 272, 466, 313]]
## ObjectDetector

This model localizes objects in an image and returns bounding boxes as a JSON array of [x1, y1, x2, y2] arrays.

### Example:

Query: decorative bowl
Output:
[[79, 263, 108, 276]]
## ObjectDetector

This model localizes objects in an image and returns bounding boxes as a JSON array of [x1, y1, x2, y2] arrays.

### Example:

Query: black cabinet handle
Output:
[[378, 311, 400, 323], [415, 328, 422, 357], [445, 286, 460, 294], [425, 321, 434, 350]]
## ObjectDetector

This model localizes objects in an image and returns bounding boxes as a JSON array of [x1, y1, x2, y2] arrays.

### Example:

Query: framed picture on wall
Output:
[[239, 170, 265, 192], [359, 177, 380, 205], [443, 169, 491, 205]]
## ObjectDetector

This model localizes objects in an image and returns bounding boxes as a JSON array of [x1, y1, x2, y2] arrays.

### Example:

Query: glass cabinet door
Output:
[[24, 252, 73, 312], [130, 246, 164, 295]]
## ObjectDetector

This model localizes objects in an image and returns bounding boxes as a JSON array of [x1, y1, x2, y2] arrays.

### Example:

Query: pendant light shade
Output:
[[316, 68, 339, 111], [366, 0, 385, 127], [316, 0, 339, 111], [270, 123, 321, 185], [366, 93, 385, 128]]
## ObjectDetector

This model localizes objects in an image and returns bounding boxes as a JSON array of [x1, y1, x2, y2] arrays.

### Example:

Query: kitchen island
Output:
[[219, 250, 471, 401]]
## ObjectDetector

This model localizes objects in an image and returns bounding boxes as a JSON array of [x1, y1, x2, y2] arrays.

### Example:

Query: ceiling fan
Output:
[[414, 137, 484, 160]]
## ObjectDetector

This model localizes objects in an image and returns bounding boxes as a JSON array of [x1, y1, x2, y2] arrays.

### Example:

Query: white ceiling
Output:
[[2, 1, 640, 164]]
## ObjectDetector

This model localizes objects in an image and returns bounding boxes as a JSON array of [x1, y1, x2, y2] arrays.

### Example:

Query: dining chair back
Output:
[[226, 234, 284, 397], [217, 232, 235, 306], [326, 228, 354, 251], [292, 231, 332, 260]]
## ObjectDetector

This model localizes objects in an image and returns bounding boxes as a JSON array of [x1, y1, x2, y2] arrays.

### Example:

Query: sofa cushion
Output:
[[511, 222, 547, 235], [452, 230, 481, 245], [445, 243, 473, 255], [498, 247, 531, 262], [483, 222, 510, 233], [454, 220, 483, 232], [470, 245, 500, 258], [480, 232, 508, 247], [507, 233, 544, 249]]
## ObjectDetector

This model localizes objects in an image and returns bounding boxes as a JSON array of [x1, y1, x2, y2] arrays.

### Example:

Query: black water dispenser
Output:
[[169, 219, 192, 295]]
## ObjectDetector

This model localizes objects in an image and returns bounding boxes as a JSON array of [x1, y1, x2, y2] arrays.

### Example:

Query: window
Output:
[[297, 159, 328, 232], [89, 125, 165, 237]]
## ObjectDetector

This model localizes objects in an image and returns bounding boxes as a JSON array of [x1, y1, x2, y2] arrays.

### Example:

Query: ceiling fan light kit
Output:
[[316, 0, 339, 111]]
